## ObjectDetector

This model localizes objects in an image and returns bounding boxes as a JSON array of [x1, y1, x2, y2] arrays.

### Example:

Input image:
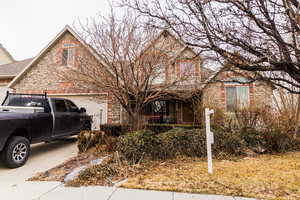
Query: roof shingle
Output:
[[0, 58, 33, 78]]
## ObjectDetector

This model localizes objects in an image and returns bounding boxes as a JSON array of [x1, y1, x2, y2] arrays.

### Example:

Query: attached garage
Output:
[[49, 94, 108, 130]]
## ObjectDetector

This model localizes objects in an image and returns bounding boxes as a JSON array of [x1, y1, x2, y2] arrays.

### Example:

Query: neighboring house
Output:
[[0, 45, 32, 102], [6, 26, 274, 129], [0, 58, 33, 102], [0, 44, 14, 65]]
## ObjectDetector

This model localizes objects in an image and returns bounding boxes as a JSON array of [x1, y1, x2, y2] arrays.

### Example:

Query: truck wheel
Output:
[[1, 136, 30, 168]]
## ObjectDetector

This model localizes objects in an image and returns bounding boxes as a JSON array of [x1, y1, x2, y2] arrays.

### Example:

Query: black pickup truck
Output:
[[0, 92, 91, 168]]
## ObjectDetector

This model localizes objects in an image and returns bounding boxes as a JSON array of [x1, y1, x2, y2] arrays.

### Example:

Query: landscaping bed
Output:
[[28, 112, 300, 200], [28, 148, 109, 182]]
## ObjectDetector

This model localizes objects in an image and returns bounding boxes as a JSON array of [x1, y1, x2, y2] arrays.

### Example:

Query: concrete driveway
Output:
[[0, 138, 78, 186]]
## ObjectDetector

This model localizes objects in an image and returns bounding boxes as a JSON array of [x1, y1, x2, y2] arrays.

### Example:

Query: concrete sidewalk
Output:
[[0, 181, 256, 200]]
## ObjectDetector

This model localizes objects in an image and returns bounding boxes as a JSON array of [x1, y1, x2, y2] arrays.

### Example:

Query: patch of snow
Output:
[[64, 166, 87, 183], [90, 156, 108, 165], [64, 156, 108, 183]]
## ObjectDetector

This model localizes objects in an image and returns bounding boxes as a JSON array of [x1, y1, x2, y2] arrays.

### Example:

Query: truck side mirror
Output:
[[79, 107, 86, 113]]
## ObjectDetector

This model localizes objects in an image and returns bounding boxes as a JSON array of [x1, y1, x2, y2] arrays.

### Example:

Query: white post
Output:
[[205, 108, 214, 174]]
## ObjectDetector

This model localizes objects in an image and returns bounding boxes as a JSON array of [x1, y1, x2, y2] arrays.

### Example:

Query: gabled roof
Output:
[[0, 43, 15, 63], [0, 58, 33, 79], [139, 29, 200, 60], [9, 25, 109, 88]]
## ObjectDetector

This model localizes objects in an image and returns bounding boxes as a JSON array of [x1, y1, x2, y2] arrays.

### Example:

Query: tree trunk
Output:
[[127, 107, 145, 131]]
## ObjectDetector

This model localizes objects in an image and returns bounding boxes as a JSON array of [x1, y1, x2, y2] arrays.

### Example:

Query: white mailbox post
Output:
[[205, 108, 214, 174]]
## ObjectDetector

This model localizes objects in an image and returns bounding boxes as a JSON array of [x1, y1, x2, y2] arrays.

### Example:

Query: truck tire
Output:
[[1, 136, 30, 168]]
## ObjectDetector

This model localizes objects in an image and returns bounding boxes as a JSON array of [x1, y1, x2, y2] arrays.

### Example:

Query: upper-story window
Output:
[[179, 61, 195, 77], [62, 43, 75, 66], [152, 56, 167, 84]]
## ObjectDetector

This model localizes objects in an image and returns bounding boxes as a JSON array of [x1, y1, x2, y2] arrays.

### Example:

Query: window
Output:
[[179, 62, 195, 77], [55, 100, 67, 112], [62, 44, 75, 66], [226, 86, 249, 112], [65, 100, 79, 112], [153, 66, 165, 84], [152, 57, 167, 84]]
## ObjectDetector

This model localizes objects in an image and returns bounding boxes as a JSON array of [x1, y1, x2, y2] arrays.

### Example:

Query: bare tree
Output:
[[62, 9, 199, 130], [122, 0, 300, 94]]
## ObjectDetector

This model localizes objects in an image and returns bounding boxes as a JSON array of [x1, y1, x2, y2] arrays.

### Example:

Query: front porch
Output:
[[142, 99, 199, 125]]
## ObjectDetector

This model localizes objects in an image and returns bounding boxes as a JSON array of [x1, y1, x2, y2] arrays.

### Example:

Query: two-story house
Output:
[[6, 26, 273, 129]]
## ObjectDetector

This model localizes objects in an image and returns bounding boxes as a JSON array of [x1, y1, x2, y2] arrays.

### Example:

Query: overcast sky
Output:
[[0, 0, 112, 61]]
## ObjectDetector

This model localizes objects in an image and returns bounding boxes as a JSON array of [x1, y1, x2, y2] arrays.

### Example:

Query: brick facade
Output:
[[202, 70, 273, 111]]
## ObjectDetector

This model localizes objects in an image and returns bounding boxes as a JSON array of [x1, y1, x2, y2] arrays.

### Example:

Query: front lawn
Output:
[[121, 152, 300, 200]]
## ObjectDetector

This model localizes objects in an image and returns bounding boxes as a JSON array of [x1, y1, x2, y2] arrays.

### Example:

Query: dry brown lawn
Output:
[[121, 152, 300, 200]]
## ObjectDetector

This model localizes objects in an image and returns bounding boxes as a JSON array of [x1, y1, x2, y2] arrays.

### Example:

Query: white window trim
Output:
[[62, 43, 75, 66]]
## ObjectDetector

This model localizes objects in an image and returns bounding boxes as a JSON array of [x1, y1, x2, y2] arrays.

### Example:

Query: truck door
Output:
[[52, 99, 71, 136], [65, 100, 81, 133]]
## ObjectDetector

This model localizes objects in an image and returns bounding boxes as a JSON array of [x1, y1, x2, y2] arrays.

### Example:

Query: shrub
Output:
[[117, 130, 162, 163], [223, 134, 245, 155], [159, 128, 208, 158], [117, 127, 247, 162], [234, 106, 265, 130], [263, 129, 297, 153], [78, 131, 105, 153], [146, 124, 202, 134], [78, 131, 119, 153], [100, 124, 129, 136], [240, 127, 298, 153], [78, 164, 117, 181], [103, 136, 118, 152], [239, 128, 266, 153]]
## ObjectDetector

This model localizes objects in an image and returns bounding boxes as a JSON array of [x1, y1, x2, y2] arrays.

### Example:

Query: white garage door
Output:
[[0, 86, 8, 104], [56, 96, 108, 131]]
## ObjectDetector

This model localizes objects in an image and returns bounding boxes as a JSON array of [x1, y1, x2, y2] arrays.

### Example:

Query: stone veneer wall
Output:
[[11, 32, 120, 124]]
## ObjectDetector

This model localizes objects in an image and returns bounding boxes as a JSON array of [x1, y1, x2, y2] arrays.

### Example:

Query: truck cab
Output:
[[0, 92, 91, 168]]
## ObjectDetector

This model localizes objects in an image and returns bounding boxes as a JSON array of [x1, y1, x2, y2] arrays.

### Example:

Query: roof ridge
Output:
[[12, 57, 34, 63]]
